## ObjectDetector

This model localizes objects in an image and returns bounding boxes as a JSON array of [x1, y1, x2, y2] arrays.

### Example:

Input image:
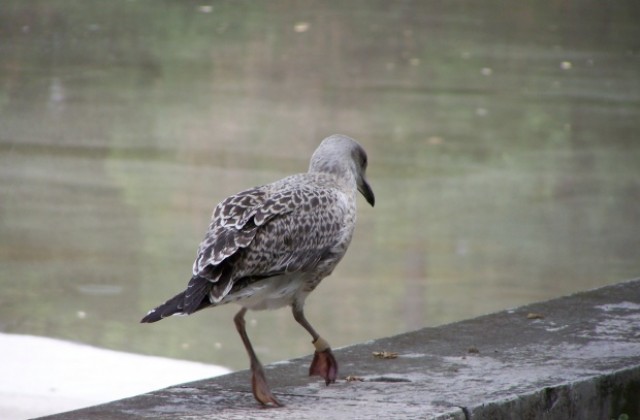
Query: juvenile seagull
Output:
[[141, 134, 375, 407]]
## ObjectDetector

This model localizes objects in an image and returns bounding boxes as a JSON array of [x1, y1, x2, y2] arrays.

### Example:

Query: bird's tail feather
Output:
[[140, 291, 187, 323], [140, 279, 215, 323]]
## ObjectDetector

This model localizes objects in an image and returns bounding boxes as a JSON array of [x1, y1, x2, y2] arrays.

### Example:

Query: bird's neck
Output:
[[308, 165, 357, 192]]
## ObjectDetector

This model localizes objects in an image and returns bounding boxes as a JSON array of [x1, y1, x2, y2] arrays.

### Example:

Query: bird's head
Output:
[[310, 134, 375, 207]]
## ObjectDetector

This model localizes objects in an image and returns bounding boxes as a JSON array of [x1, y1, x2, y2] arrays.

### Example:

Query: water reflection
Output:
[[1, 1, 639, 371]]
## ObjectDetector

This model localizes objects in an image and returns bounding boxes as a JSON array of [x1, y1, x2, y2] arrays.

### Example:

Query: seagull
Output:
[[141, 134, 375, 407]]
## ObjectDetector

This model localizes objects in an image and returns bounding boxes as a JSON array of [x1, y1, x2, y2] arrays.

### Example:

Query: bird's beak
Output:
[[358, 178, 375, 207]]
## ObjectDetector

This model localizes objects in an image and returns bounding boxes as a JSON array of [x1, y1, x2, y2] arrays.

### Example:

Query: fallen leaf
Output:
[[527, 312, 544, 320], [372, 351, 399, 359]]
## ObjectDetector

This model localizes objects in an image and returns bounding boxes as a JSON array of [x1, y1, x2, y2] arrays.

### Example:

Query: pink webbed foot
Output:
[[251, 365, 283, 407], [309, 348, 338, 385]]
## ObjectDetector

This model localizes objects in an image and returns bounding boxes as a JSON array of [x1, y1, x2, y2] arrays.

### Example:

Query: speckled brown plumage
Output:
[[141, 134, 374, 407]]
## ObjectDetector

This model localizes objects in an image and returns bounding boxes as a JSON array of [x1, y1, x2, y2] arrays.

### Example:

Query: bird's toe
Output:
[[251, 367, 284, 407], [309, 348, 338, 385]]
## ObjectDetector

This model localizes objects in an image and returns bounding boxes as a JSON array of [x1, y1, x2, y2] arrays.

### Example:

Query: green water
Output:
[[1, 1, 639, 370]]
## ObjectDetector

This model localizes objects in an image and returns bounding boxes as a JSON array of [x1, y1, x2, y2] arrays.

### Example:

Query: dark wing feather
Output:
[[193, 188, 268, 274]]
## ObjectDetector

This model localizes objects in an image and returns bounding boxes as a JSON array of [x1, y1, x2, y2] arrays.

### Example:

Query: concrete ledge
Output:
[[42, 279, 640, 419]]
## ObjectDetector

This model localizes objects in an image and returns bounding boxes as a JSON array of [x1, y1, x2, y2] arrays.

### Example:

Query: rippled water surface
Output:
[[1, 1, 639, 370]]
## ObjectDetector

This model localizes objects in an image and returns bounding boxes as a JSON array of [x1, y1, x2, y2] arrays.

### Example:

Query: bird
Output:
[[140, 134, 375, 407]]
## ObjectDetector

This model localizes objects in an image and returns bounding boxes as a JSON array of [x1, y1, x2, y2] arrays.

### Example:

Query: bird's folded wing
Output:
[[192, 178, 346, 286]]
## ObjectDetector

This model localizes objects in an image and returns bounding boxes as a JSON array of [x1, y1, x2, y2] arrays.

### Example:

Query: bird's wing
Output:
[[190, 176, 348, 303], [193, 186, 271, 277]]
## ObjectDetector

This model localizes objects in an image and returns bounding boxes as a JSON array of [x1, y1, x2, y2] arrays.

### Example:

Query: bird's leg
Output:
[[233, 308, 283, 407], [292, 303, 338, 385]]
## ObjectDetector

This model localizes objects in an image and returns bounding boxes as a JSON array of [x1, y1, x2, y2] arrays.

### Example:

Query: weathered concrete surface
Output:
[[42, 279, 640, 419]]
